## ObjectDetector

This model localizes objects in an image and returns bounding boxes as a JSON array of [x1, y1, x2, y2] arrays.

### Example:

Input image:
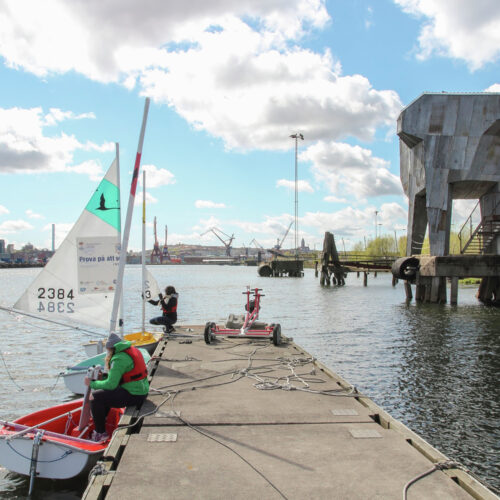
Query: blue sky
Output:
[[1, 0, 499, 252]]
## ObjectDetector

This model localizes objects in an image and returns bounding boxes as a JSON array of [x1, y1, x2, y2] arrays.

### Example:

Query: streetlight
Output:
[[290, 133, 304, 259], [374, 210, 379, 240]]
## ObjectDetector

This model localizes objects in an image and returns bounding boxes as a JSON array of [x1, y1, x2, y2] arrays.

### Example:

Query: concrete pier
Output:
[[83, 326, 496, 500]]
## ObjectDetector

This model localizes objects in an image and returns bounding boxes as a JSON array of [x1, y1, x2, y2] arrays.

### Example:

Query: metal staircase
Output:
[[458, 196, 500, 254]]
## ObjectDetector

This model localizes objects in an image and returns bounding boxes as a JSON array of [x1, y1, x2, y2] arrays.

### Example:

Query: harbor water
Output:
[[0, 265, 499, 498]]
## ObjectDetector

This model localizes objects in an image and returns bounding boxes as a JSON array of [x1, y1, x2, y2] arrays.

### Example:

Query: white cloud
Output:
[[193, 216, 221, 235], [324, 195, 349, 203], [195, 200, 227, 209], [452, 199, 478, 223], [395, 0, 500, 70], [276, 179, 314, 193], [302, 140, 403, 199], [0, 2, 401, 151], [0, 205, 9, 215], [0, 106, 111, 177], [69, 160, 104, 182], [25, 209, 44, 220], [134, 191, 158, 207], [43, 222, 73, 248], [485, 83, 500, 92], [233, 214, 293, 236], [301, 202, 407, 237], [140, 37, 401, 150], [141, 164, 176, 187], [0, 0, 328, 81], [0, 219, 34, 233], [43, 108, 96, 127]]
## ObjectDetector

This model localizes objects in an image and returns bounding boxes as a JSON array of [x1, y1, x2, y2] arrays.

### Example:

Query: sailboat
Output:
[[0, 157, 128, 485], [82, 171, 162, 358], [0, 98, 152, 485]]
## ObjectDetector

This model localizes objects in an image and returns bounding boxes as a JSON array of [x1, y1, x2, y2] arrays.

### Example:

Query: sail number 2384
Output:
[[37, 287, 75, 313]]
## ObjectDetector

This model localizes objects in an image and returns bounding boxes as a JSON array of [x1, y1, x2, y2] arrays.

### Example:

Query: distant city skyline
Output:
[[1, 1, 499, 251]]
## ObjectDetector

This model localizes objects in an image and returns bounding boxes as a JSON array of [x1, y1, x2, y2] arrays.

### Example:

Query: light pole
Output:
[[374, 210, 379, 240], [290, 133, 304, 259]]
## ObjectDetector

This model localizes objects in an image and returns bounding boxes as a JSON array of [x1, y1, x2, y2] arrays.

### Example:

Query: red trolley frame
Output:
[[204, 287, 281, 345]]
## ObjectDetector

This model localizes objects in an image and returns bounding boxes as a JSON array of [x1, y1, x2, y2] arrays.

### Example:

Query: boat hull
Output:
[[62, 348, 152, 395], [83, 331, 161, 357], [0, 399, 123, 480], [0, 436, 101, 479]]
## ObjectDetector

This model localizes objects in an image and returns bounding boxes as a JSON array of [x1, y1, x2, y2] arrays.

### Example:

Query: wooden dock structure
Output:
[[83, 326, 496, 500]]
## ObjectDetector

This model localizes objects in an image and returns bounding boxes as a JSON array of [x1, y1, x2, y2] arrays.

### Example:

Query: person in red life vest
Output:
[[148, 285, 178, 334], [84, 333, 149, 442]]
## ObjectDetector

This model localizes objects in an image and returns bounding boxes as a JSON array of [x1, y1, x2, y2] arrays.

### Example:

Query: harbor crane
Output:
[[151, 216, 162, 264], [201, 227, 235, 256], [250, 238, 264, 250], [162, 225, 170, 261], [274, 221, 293, 251]]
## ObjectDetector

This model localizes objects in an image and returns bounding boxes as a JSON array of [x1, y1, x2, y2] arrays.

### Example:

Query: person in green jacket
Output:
[[84, 333, 149, 442]]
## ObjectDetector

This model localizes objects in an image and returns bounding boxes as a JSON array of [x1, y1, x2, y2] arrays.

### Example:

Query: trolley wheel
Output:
[[272, 324, 281, 346], [204, 322, 213, 344]]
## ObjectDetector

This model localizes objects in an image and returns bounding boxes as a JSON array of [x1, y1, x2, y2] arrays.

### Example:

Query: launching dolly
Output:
[[204, 287, 281, 345]]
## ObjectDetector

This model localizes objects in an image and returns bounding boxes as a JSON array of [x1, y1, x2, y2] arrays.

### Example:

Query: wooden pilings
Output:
[[476, 276, 500, 305]]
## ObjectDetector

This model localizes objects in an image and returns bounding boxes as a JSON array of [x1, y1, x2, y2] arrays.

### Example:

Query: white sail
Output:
[[143, 268, 160, 301], [14, 159, 121, 329]]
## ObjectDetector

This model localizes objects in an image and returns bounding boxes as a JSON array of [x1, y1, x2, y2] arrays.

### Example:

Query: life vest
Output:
[[161, 294, 178, 315], [120, 347, 148, 384]]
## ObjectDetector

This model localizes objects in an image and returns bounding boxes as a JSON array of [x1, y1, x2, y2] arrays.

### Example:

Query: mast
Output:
[[290, 133, 304, 260], [116, 142, 124, 336], [109, 97, 150, 334], [141, 170, 146, 334]]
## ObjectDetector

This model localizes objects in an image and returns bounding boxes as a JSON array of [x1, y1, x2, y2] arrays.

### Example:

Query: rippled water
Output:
[[0, 265, 499, 498]]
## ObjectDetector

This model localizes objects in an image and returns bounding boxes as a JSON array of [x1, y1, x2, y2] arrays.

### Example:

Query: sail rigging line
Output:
[[0, 305, 104, 338], [0, 348, 24, 392]]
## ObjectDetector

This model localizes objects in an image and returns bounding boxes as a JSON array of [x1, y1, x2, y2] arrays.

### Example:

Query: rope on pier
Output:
[[88, 462, 110, 481], [402, 460, 465, 500]]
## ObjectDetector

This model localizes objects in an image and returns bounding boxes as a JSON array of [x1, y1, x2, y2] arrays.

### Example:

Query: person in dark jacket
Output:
[[148, 285, 178, 333], [84, 333, 149, 442]]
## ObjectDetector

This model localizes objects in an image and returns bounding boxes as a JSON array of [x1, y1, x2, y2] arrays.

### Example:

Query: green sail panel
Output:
[[85, 178, 121, 232]]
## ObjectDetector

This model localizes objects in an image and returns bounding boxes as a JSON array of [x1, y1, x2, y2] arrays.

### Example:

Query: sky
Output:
[[1, 0, 499, 253]]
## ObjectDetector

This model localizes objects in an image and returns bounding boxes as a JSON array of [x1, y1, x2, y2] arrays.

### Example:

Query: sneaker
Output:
[[91, 431, 110, 442]]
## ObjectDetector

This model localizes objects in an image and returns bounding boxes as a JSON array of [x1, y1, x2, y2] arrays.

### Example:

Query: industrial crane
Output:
[[151, 216, 162, 264], [201, 227, 235, 256], [274, 221, 293, 251], [250, 239, 264, 250]]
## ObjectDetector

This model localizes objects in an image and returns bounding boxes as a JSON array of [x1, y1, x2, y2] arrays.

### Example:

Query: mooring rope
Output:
[[402, 460, 464, 500]]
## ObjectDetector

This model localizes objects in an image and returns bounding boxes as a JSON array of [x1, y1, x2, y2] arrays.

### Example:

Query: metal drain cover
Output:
[[349, 429, 382, 439], [331, 409, 359, 416], [148, 433, 178, 442]]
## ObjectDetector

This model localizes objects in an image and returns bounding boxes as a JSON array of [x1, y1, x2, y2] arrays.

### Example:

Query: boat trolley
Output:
[[204, 287, 281, 345]]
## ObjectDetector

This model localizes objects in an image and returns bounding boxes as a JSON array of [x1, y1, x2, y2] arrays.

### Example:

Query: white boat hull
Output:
[[0, 435, 101, 479], [62, 347, 151, 395], [83, 339, 105, 357], [61, 369, 89, 395]]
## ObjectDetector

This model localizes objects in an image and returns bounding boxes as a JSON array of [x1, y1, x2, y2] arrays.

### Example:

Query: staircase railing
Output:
[[458, 200, 481, 253], [458, 194, 500, 254]]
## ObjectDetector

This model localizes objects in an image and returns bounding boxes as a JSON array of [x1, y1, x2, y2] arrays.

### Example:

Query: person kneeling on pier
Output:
[[84, 333, 149, 442], [148, 285, 178, 334]]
